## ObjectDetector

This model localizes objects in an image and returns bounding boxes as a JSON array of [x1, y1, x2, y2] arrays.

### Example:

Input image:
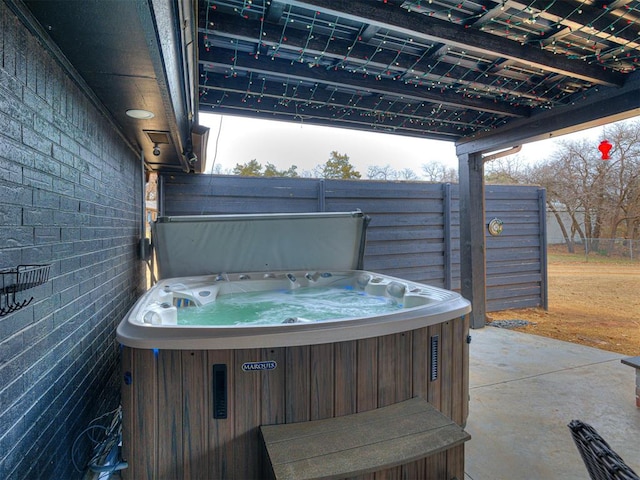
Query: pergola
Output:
[[17, 0, 640, 327]]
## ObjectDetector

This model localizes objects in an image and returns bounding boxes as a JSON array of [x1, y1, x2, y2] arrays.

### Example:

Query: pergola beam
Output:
[[522, 0, 640, 50], [285, 0, 625, 86], [198, 77, 474, 139], [456, 71, 640, 155], [202, 13, 556, 104], [200, 45, 530, 117]]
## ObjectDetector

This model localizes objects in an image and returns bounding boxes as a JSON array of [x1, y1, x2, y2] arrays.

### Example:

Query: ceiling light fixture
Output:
[[126, 109, 155, 120]]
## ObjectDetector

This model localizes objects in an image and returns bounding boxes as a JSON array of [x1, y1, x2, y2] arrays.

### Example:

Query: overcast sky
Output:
[[200, 112, 635, 178]]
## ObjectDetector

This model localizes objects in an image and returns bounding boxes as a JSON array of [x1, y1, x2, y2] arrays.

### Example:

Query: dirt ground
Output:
[[487, 251, 640, 356]]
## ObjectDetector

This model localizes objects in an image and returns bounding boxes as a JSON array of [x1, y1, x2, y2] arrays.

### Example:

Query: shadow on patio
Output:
[[464, 327, 640, 480]]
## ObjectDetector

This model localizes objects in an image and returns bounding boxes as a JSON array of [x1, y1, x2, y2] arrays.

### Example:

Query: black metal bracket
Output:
[[0, 264, 51, 317]]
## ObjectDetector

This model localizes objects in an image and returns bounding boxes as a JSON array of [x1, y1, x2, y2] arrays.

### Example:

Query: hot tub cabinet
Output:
[[121, 314, 470, 479], [117, 212, 471, 479]]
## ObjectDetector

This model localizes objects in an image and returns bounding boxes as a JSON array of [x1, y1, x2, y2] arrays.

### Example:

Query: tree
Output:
[[367, 164, 419, 181], [484, 156, 528, 184], [367, 164, 397, 180], [233, 160, 299, 177], [233, 159, 262, 176], [527, 119, 640, 254], [264, 162, 299, 178], [209, 163, 229, 175], [398, 168, 419, 181], [315, 151, 361, 179], [527, 160, 583, 252], [421, 161, 457, 183], [599, 121, 640, 252]]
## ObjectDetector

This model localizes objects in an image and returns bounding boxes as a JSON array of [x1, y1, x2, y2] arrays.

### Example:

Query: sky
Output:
[[200, 112, 637, 178]]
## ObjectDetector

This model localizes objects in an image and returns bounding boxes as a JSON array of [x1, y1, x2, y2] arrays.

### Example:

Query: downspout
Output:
[[481, 145, 522, 163]]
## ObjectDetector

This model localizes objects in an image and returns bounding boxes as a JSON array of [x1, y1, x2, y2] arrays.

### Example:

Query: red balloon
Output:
[[598, 140, 612, 160]]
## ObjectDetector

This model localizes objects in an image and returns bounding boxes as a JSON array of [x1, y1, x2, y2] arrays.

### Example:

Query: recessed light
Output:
[[126, 109, 155, 119]]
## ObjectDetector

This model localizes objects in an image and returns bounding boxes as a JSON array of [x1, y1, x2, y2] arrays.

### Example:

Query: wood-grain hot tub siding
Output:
[[120, 314, 470, 479], [117, 212, 471, 479]]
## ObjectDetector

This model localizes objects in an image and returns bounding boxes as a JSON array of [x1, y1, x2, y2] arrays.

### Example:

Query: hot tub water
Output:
[[177, 286, 402, 326]]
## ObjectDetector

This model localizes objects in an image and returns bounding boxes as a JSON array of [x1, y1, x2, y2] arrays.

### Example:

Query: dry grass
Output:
[[488, 248, 640, 356]]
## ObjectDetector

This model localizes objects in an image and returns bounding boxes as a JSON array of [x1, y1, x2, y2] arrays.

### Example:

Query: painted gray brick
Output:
[[0, 378, 24, 426], [0, 63, 22, 100], [51, 240, 73, 256], [0, 248, 21, 269], [56, 150, 79, 175], [60, 227, 81, 242], [78, 200, 94, 215], [0, 156, 23, 184], [33, 189, 60, 210], [14, 24, 26, 85], [0, 4, 4, 69], [59, 285, 80, 306], [59, 130, 80, 156], [2, 11, 17, 76], [0, 80, 31, 123], [0, 135, 34, 168], [24, 35, 39, 94], [0, 226, 34, 248], [20, 244, 53, 264], [0, 332, 23, 365], [23, 207, 55, 226], [0, 421, 24, 479], [31, 293, 57, 324], [52, 141, 75, 166], [50, 75, 65, 117], [22, 167, 53, 190], [0, 204, 22, 225], [52, 176, 75, 197], [0, 5, 143, 479], [0, 299, 33, 335], [0, 183, 31, 207], [34, 226, 61, 244], [59, 256, 81, 275], [22, 87, 53, 123], [53, 209, 90, 227], [22, 316, 54, 349], [22, 126, 52, 157], [0, 109, 21, 140], [33, 150, 61, 177], [34, 114, 61, 145]]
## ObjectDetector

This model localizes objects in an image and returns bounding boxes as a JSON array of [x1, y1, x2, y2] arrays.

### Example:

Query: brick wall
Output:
[[0, 3, 145, 479]]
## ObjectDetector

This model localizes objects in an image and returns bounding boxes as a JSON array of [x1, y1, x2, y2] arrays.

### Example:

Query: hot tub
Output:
[[117, 212, 471, 479], [117, 269, 470, 350]]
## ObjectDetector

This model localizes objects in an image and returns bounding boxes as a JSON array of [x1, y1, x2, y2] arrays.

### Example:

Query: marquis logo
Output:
[[241, 360, 277, 372]]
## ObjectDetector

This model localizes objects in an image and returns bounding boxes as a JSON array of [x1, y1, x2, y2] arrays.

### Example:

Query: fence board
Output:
[[161, 175, 545, 313]]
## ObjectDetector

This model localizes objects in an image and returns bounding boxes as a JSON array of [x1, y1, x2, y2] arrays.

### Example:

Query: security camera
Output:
[[153, 144, 161, 156]]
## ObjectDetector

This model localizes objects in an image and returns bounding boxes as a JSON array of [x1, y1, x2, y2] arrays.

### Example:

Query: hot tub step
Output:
[[260, 397, 470, 480]]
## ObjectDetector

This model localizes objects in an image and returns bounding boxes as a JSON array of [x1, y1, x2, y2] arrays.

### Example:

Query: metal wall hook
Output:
[[0, 265, 50, 317]]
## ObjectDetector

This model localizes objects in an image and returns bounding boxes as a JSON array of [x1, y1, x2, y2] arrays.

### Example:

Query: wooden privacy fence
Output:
[[159, 174, 547, 312]]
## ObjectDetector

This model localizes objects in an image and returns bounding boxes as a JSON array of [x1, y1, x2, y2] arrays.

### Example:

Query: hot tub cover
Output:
[[152, 211, 368, 279]]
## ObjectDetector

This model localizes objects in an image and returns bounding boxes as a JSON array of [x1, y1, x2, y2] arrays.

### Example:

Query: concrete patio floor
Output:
[[464, 327, 640, 480]]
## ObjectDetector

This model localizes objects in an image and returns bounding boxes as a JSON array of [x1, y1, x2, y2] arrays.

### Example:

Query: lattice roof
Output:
[[199, 0, 640, 147]]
